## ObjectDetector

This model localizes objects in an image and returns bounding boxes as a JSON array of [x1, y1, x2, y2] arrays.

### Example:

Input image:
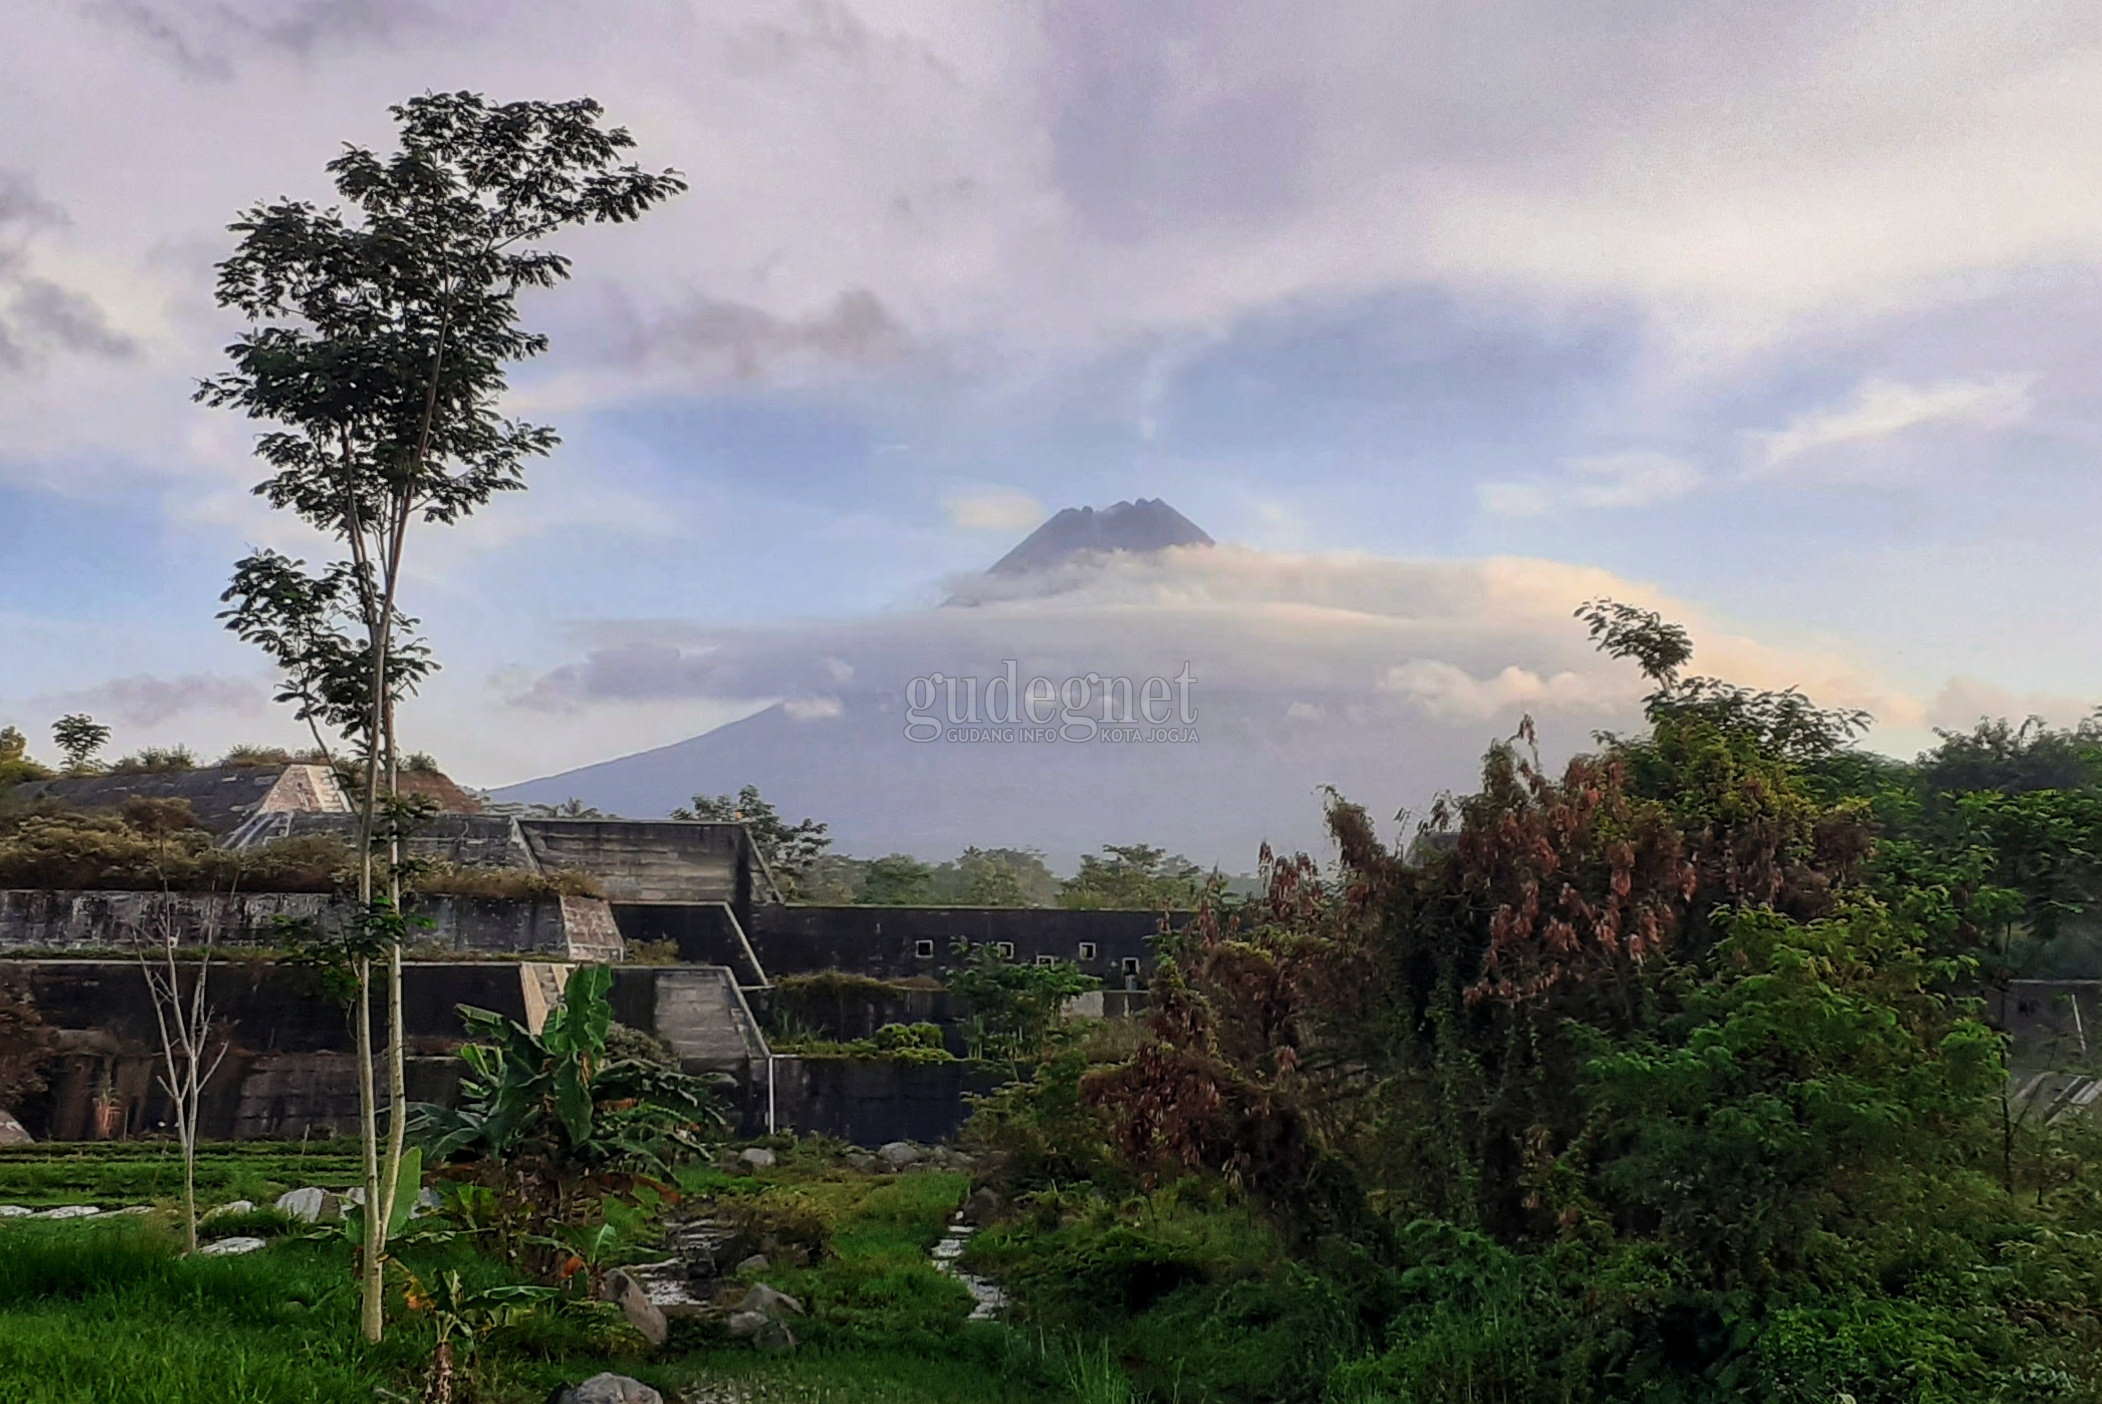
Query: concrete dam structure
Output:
[[0, 762, 1179, 1144]]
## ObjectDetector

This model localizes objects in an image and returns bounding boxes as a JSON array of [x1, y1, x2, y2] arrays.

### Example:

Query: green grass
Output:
[[689, 1166, 985, 1346], [0, 1155, 1074, 1404], [0, 1218, 411, 1403], [0, 1139, 361, 1208]]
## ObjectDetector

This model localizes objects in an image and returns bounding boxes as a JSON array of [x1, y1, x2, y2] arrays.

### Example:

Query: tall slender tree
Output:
[[201, 92, 682, 1340]]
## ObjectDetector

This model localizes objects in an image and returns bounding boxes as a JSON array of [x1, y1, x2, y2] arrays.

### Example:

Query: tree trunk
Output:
[[357, 956, 384, 1342]]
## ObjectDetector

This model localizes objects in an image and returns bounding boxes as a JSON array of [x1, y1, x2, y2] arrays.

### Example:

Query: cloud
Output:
[[514, 543, 1919, 736], [1481, 452, 1704, 517], [1754, 376, 2032, 471], [40, 672, 266, 728], [1380, 660, 1620, 721], [8, 280, 136, 360], [1927, 676, 2097, 734], [782, 695, 844, 721], [635, 288, 905, 381], [91, 0, 430, 76], [944, 488, 1045, 533], [0, 172, 137, 375]]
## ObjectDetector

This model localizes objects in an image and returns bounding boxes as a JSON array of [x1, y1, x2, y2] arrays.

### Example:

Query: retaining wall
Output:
[[0, 890, 623, 962]]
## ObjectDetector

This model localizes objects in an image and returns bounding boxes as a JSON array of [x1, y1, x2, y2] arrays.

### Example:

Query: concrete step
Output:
[[655, 966, 769, 1070]]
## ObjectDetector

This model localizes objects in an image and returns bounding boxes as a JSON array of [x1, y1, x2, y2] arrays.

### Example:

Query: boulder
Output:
[[733, 1253, 769, 1275], [960, 1186, 1004, 1228], [739, 1283, 804, 1317], [753, 1315, 798, 1353], [0, 1110, 33, 1146], [725, 1309, 769, 1339], [877, 1141, 920, 1168], [552, 1373, 663, 1404], [845, 1152, 876, 1172], [34, 1204, 98, 1219], [274, 1187, 338, 1224], [203, 1200, 255, 1221], [0, 1205, 32, 1217], [199, 1236, 267, 1256], [598, 1269, 668, 1347], [738, 1147, 776, 1170]]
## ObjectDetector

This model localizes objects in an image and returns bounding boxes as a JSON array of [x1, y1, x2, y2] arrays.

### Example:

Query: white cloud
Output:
[[1566, 453, 1705, 509], [1481, 452, 1703, 517], [520, 543, 1921, 739], [1380, 660, 1617, 721], [944, 488, 1046, 532], [1927, 676, 2097, 733], [783, 695, 844, 721], [1477, 481, 1554, 518], [1754, 375, 2032, 471]]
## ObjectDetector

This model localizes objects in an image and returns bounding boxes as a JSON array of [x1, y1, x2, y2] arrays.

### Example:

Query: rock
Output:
[[552, 1373, 663, 1404], [599, 1269, 668, 1347], [753, 1315, 798, 1353], [198, 1235, 267, 1256], [725, 1309, 769, 1339], [877, 1141, 920, 1168], [960, 1187, 1003, 1228], [112, 1205, 153, 1215], [739, 1283, 804, 1317], [733, 1253, 769, 1275], [274, 1187, 338, 1224], [415, 1186, 441, 1214], [203, 1200, 255, 1221], [0, 1110, 33, 1145], [845, 1152, 876, 1172], [342, 1187, 366, 1207], [738, 1147, 776, 1170], [34, 1204, 98, 1219], [0, 1205, 32, 1217]]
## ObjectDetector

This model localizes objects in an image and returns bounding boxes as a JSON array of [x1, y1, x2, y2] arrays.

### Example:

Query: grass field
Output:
[[0, 1145, 1080, 1404], [0, 1138, 363, 1208]]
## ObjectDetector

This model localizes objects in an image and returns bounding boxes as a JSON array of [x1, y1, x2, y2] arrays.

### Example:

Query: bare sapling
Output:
[[135, 895, 232, 1253]]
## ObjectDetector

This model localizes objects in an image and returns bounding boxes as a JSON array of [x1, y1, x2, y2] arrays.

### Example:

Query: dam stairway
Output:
[[652, 965, 772, 1072]]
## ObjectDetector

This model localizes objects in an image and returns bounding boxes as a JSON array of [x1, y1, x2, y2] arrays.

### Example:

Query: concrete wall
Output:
[[519, 820, 753, 910], [765, 1056, 1005, 1147], [4, 959, 544, 1141], [0, 890, 624, 962], [1990, 981, 2102, 1069], [742, 903, 1172, 984]]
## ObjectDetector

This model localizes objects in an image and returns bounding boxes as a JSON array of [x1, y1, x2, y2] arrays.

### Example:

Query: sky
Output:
[[5, 0, 2102, 812]]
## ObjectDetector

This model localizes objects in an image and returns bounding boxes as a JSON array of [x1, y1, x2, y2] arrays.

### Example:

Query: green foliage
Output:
[[805, 845, 1062, 907], [0, 804, 353, 892], [0, 726, 51, 788], [412, 964, 724, 1178], [1058, 843, 1207, 910], [860, 854, 938, 905], [50, 714, 110, 773], [962, 1048, 1129, 1193], [946, 939, 1099, 1063], [768, 1022, 956, 1064], [107, 746, 196, 774]]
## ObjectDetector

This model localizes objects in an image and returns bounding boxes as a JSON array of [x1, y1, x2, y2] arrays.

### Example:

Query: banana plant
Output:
[[410, 964, 723, 1176]]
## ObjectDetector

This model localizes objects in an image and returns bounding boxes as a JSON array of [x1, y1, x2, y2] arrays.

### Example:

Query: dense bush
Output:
[[950, 604, 2102, 1403], [0, 805, 351, 892]]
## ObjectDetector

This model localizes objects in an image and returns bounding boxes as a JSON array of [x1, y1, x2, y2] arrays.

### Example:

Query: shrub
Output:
[[107, 747, 197, 774]]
